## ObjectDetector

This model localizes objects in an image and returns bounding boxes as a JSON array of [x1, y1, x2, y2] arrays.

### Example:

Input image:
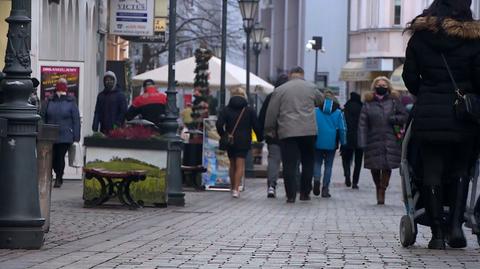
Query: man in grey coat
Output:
[[264, 67, 323, 203]]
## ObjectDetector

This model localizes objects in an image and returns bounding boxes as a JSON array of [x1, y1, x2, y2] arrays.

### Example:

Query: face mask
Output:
[[104, 77, 115, 90], [375, 87, 388, 95]]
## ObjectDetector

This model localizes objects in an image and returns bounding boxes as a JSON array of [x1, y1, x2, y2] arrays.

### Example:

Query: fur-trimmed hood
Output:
[[363, 90, 401, 103], [408, 16, 480, 40]]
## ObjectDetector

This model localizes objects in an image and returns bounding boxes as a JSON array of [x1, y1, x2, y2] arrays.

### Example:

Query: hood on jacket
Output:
[[321, 98, 339, 114], [104, 71, 118, 91], [363, 90, 401, 102], [350, 92, 361, 102], [227, 96, 248, 110], [408, 17, 480, 52]]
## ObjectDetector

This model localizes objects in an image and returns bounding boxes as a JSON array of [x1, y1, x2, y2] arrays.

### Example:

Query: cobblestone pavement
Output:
[[0, 158, 479, 269]]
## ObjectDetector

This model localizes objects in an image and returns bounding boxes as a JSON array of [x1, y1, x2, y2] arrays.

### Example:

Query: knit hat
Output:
[[56, 78, 68, 92]]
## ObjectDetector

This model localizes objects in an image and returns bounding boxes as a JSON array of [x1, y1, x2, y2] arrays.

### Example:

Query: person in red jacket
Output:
[[125, 82, 167, 126]]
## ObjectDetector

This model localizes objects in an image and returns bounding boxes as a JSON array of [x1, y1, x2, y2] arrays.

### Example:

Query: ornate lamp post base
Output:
[[0, 2, 45, 249]]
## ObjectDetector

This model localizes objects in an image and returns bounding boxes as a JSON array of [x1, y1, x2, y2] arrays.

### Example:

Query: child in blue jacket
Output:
[[313, 94, 347, 197]]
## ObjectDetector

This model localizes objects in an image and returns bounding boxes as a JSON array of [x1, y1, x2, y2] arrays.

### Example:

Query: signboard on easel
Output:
[[202, 118, 244, 191]]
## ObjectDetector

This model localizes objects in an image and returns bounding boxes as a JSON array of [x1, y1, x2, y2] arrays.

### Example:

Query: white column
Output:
[[31, 0, 41, 79]]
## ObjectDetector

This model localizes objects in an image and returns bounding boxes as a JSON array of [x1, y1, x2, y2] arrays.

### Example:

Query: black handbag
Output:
[[219, 108, 246, 151], [442, 54, 480, 124]]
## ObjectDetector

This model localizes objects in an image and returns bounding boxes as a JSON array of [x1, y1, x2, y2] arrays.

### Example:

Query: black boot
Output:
[[424, 186, 446, 249], [446, 177, 469, 248], [54, 175, 63, 188]]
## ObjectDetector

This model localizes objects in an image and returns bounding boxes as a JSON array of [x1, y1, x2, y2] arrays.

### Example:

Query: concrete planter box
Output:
[[83, 137, 168, 207]]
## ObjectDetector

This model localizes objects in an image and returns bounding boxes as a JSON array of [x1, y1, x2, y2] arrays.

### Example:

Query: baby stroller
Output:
[[399, 121, 480, 247]]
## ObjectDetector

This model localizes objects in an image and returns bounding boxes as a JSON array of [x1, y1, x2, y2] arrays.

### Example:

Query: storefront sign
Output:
[[155, 0, 168, 17], [40, 66, 80, 104], [110, 0, 154, 36]]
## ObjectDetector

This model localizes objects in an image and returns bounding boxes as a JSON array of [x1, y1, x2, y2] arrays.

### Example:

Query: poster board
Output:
[[110, 0, 154, 36], [40, 65, 80, 104], [202, 118, 231, 191]]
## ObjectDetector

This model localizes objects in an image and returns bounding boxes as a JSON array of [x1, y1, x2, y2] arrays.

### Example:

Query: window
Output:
[[394, 0, 402, 25]]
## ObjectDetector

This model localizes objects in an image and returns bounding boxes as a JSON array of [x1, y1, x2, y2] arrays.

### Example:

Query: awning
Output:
[[340, 61, 374, 82], [390, 64, 408, 91]]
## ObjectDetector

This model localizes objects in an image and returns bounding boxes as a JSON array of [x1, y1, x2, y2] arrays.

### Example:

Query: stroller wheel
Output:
[[400, 215, 416, 247]]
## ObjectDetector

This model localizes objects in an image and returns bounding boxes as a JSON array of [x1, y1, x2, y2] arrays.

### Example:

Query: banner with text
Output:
[[110, 0, 154, 36], [40, 66, 80, 104]]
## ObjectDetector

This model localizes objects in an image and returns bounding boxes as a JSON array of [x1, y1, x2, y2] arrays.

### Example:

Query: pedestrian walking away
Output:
[[313, 90, 347, 198], [341, 92, 363, 189], [358, 76, 408, 205], [402, 0, 480, 250], [258, 73, 289, 198], [92, 71, 128, 134], [216, 87, 263, 198], [41, 78, 81, 188], [264, 66, 323, 203]]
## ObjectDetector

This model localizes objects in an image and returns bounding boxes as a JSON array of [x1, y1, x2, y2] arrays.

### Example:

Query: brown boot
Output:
[[377, 170, 391, 205], [377, 188, 385, 205]]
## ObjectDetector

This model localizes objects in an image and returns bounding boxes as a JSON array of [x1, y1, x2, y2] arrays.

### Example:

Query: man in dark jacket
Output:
[[341, 92, 363, 189], [125, 84, 167, 127], [92, 71, 128, 134], [258, 74, 289, 198]]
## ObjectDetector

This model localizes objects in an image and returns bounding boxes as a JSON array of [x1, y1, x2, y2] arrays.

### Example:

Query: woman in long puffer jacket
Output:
[[402, 0, 480, 250], [358, 77, 408, 205]]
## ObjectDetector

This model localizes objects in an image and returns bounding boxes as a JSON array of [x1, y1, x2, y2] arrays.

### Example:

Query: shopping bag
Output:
[[68, 142, 82, 168]]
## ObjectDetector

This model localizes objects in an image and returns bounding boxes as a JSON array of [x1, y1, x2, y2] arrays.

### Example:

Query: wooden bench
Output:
[[83, 168, 147, 209]]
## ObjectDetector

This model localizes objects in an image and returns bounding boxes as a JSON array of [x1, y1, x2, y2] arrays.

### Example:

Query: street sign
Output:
[[0, 118, 7, 138], [121, 32, 166, 43], [110, 0, 155, 36]]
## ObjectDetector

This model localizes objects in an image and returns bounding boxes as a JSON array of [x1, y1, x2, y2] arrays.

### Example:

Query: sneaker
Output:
[[313, 181, 321, 196], [321, 187, 331, 198], [267, 186, 276, 198], [232, 190, 240, 198]]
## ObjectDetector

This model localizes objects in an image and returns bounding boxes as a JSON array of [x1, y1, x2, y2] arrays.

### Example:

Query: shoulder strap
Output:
[[230, 107, 246, 136], [441, 53, 463, 96]]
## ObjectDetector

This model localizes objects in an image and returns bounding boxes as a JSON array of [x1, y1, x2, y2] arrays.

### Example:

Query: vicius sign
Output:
[[110, 0, 154, 36]]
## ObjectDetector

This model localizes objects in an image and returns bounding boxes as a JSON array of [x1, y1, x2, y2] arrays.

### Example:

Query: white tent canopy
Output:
[[132, 56, 274, 94]]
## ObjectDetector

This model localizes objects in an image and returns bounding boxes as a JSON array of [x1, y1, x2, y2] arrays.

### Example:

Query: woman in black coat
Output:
[[402, 0, 480, 249], [216, 87, 262, 198]]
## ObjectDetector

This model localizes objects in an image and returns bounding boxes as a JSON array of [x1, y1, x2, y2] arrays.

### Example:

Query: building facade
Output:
[[258, 0, 349, 103], [343, 0, 480, 95]]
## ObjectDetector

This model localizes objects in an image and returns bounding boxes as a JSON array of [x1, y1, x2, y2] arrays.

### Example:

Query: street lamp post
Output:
[[238, 0, 259, 103], [220, 0, 227, 109], [306, 36, 323, 83], [252, 23, 265, 75], [163, 0, 185, 207], [0, 0, 45, 249]]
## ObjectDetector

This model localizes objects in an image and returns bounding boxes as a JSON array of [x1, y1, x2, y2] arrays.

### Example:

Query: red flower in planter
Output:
[[107, 125, 159, 140]]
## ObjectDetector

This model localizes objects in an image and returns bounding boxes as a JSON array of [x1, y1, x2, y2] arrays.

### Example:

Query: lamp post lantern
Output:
[[238, 0, 259, 103], [252, 23, 265, 75], [163, 0, 185, 207], [0, 0, 45, 249], [306, 36, 324, 83]]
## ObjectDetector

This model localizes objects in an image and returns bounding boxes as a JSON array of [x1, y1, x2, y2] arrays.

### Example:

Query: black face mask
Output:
[[375, 87, 388, 95]]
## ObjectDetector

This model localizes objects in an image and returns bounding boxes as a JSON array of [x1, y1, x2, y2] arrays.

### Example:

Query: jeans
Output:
[[280, 136, 316, 199], [267, 143, 282, 188], [313, 149, 336, 188], [341, 147, 363, 186]]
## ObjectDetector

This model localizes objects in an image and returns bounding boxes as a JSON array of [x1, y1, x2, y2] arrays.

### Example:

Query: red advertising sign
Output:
[[40, 66, 80, 103]]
